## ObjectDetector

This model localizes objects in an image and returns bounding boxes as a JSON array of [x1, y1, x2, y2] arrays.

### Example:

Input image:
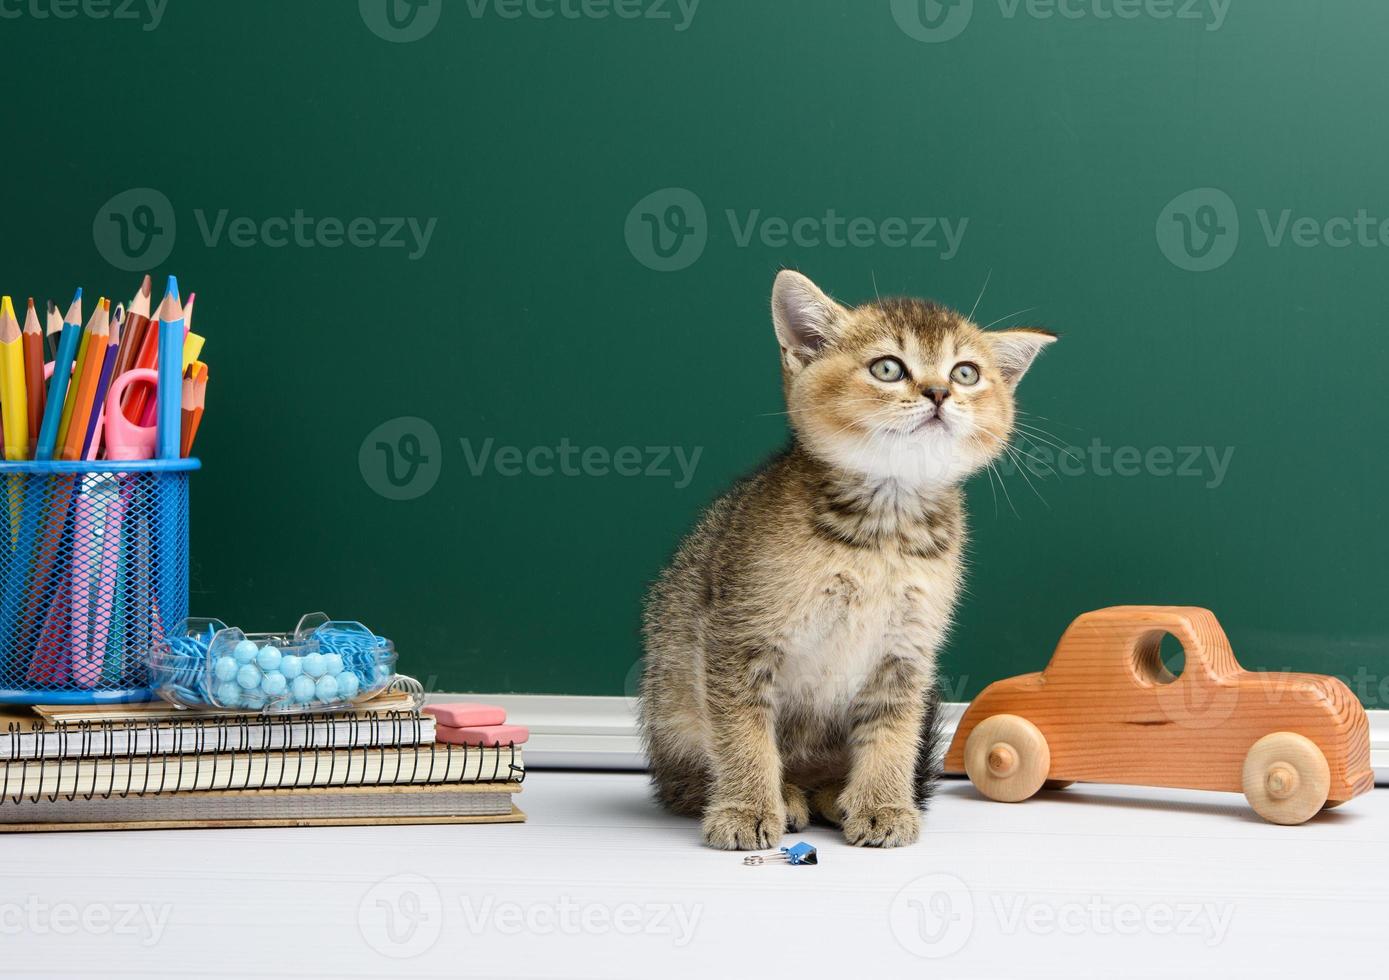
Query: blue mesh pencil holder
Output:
[[0, 459, 198, 704]]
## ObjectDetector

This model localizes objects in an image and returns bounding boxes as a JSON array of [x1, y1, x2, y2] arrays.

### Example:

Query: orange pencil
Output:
[[181, 362, 208, 457], [22, 298, 46, 449], [58, 299, 109, 461]]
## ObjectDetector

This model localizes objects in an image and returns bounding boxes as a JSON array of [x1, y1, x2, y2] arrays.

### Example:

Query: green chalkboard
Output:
[[2, 0, 1385, 703]]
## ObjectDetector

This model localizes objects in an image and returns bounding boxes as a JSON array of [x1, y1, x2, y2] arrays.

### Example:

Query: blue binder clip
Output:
[[743, 841, 818, 866]]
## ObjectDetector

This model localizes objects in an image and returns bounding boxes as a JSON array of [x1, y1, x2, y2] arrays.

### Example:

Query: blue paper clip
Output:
[[743, 841, 818, 866]]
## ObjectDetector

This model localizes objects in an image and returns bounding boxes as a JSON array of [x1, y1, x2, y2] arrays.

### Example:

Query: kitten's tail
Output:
[[913, 685, 946, 809]]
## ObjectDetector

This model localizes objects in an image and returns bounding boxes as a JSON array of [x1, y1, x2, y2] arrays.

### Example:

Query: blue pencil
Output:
[[34, 289, 83, 462], [155, 277, 184, 460]]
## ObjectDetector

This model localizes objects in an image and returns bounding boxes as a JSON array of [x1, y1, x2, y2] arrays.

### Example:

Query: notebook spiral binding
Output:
[[1, 707, 525, 806]]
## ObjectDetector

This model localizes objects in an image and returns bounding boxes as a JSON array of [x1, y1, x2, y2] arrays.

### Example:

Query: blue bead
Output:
[[242, 691, 267, 711], [324, 654, 344, 677], [337, 672, 360, 699], [233, 640, 259, 664], [291, 675, 316, 703], [302, 653, 327, 679], [256, 645, 282, 672], [237, 664, 262, 689], [314, 675, 340, 703], [280, 655, 303, 679], [261, 672, 288, 697], [214, 682, 242, 707], [212, 656, 238, 682]]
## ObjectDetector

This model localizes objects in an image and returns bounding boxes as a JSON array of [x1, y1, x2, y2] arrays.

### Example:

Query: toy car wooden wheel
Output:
[[1242, 732, 1331, 825], [964, 714, 1051, 803]]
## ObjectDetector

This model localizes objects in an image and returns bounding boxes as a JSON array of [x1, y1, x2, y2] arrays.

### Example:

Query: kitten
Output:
[[640, 270, 1056, 849]]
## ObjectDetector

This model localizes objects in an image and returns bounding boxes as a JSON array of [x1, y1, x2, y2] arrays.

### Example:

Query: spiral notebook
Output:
[[1, 704, 437, 760], [0, 702, 526, 833]]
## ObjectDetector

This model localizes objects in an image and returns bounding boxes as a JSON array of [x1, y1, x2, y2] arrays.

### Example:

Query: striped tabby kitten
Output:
[[640, 271, 1056, 849]]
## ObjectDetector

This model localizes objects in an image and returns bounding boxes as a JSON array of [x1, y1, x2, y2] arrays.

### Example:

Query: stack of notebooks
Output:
[[0, 694, 525, 832]]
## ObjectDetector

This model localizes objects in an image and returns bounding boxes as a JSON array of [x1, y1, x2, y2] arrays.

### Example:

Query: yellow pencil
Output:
[[0, 296, 28, 461]]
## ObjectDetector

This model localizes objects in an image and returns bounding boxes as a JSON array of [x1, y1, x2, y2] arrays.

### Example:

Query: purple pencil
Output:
[[81, 304, 124, 459]]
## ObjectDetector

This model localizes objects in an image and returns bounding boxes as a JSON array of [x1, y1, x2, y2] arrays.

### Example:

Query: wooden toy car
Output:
[[944, 606, 1373, 824]]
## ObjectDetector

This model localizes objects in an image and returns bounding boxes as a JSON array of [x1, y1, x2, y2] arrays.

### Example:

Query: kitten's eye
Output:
[[951, 362, 981, 386], [869, 357, 907, 383]]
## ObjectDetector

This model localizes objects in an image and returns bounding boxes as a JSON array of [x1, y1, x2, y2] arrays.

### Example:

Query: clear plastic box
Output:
[[150, 613, 399, 713]]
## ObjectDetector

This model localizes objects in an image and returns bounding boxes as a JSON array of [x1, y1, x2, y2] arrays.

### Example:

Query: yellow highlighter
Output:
[[182, 331, 205, 373]]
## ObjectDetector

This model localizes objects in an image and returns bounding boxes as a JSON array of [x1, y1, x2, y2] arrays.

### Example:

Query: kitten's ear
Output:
[[990, 329, 1057, 385], [772, 270, 847, 368]]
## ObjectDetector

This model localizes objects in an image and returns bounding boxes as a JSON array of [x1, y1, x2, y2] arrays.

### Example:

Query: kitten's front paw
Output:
[[842, 804, 920, 848], [783, 783, 811, 833], [702, 800, 785, 851]]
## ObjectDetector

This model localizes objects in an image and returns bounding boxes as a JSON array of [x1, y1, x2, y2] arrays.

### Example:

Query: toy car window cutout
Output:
[[1132, 631, 1184, 686]]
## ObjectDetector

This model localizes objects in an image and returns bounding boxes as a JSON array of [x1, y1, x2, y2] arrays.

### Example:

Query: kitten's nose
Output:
[[922, 386, 950, 406]]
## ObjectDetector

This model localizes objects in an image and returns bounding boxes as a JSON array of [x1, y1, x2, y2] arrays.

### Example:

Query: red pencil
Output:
[[22, 298, 45, 449]]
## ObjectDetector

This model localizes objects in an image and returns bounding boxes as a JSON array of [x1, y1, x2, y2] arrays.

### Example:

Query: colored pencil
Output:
[[59, 300, 109, 461], [189, 364, 208, 455], [57, 298, 103, 453], [44, 302, 62, 361], [22, 299, 46, 446], [155, 277, 185, 459], [112, 275, 151, 383], [82, 305, 123, 460], [0, 296, 28, 461], [34, 289, 81, 461], [179, 367, 196, 458], [122, 314, 160, 423]]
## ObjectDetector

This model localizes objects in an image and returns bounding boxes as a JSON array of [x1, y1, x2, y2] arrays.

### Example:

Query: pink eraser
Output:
[[424, 702, 507, 727], [434, 724, 530, 747]]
